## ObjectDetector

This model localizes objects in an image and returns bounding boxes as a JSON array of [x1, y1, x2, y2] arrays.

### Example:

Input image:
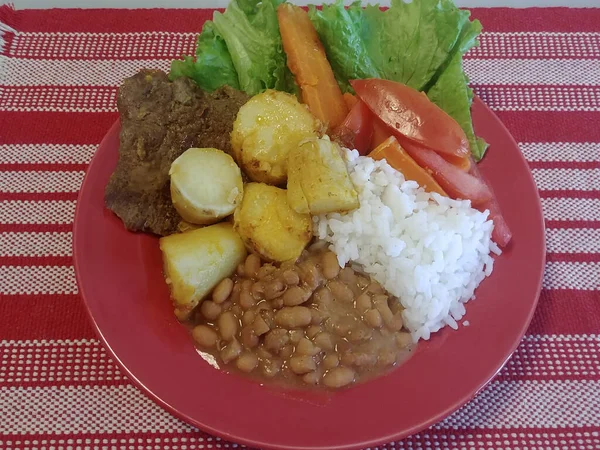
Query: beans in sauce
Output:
[[190, 249, 415, 389]]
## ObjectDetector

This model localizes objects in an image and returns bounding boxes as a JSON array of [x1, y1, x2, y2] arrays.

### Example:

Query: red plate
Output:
[[73, 97, 545, 450]]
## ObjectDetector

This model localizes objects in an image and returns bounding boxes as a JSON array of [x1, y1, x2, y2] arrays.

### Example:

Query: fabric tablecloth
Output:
[[1, 5, 599, 449]]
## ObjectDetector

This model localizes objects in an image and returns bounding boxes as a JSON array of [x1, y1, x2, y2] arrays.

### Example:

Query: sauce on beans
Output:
[[189, 248, 415, 389]]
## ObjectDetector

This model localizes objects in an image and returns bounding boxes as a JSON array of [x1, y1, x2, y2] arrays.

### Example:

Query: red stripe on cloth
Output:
[[0, 294, 95, 340], [546, 220, 600, 229], [0, 163, 89, 171], [527, 290, 600, 335], [546, 253, 600, 263], [470, 8, 600, 33], [0, 255, 73, 266], [528, 161, 600, 170], [0, 192, 80, 201], [0, 223, 73, 233], [539, 191, 600, 199]]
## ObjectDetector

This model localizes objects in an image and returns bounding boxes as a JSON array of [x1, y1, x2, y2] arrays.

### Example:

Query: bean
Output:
[[239, 289, 256, 310], [385, 313, 404, 332], [321, 252, 341, 280], [242, 310, 255, 326], [212, 278, 233, 304], [339, 267, 357, 285], [280, 344, 294, 359], [252, 315, 270, 336], [241, 326, 259, 348], [365, 282, 385, 295], [310, 308, 327, 325], [355, 293, 372, 312], [200, 300, 222, 321], [230, 283, 241, 304], [231, 305, 242, 317], [251, 281, 265, 300], [261, 358, 282, 377], [347, 326, 372, 343], [374, 298, 401, 331], [378, 348, 397, 367], [323, 353, 339, 370], [283, 286, 312, 306], [218, 311, 238, 341], [306, 325, 322, 339], [289, 329, 304, 344], [257, 264, 276, 279], [323, 366, 355, 388], [289, 355, 316, 374], [275, 307, 312, 328], [331, 316, 355, 337], [270, 297, 284, 309], [192, 325, 218, 348], [220, 339, 242, 364], [302, 371, 320, 385], [328, 280, 354, 303], [259, 308, 275, 328], [264, 329, 289, 352], [356, 275, 370, 289], [256, 346, 273, 360], [236, 353, 259, 373], [298, 261, 322, 290], [364, 309, 383, 328], [282, 269, 300, 286], [236, 263, 245, 277], [264, 280, 286, 300], [244, 253, 261, 278], [314, 332, 334, 351], [396, 332, 413, 348], [296, 338, 321, 356], [313, 287, 333, 306]]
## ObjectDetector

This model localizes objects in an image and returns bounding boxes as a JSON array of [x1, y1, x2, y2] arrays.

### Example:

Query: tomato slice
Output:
[[332, 99, 374, 155], [371, 118, 391, 150], [442, 153, 471, 171], [351, 78, 469, 158], [399, 138, 492, 207]]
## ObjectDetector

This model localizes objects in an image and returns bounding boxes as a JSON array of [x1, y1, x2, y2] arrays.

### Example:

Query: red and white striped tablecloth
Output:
[[1, 5, 599, 450]]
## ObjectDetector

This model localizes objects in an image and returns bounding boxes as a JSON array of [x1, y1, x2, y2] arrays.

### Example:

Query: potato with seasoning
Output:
[[234, 183, 312, 262], [287, 137, 359, 214], [170, 148, 243, 225], [160, 223, 247, 320], [231, 90, 322, 185]]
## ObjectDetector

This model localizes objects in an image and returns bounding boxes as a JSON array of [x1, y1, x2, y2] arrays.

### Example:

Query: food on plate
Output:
[[160, 223, 247, 320], [191, 248, 414, 388], [331, 99, 374, 155], [233, 183, 313, 262], [369, 136, 447, 197], [169, 148, 243, 225], [277, 3, 349, 130], [287, 137, 359, 214], [105, 69, 249, 236], [231, 90, 322, 185]]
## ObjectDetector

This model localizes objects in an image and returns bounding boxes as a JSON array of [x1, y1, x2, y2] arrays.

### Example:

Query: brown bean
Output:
[[347, 326, 372, 343], [256, 345, 273, 360], [313, 287, 333, 306], [229, 283, 241, 304], [323, 366, 355, 388], [242, 310, 256, 326], [323, 353, 339, 370], [212, 278, 233, 304], [385, 313, 404, 332], [310, 308, 327, 325], [282, 269, 300, 286], [364, 309, 383, 328], [321, 252, 341, 280], [264, 329, 289, 352], [289, 355, 316, 374], [355, 293, 372, 312], [264, 279, 286, 300], [220, 339, 242, 363], [200, 300, 222, 321], [328, 280, 354, 303], [298, 260, 322, 290], [241, 326, 259, 348], [302, 371, 320, 385], [239, 289, 256, 310], [251, 281, 265, 300], [236, 263, 245, 277], [192, 325, 218, 348], [218, 311, 238, 341], [365, 282, 385, 295], [231, 305, 242, 318], [356, 275, 370, 289], [257, 264, 276, 279], [280, 344, 294, 359], [331, 316, 356, 337], [236, 353, 259, 373], [378, 348, 397, 367], [314, 332, 334, 351], [261, 358, 282, 377], [296, 338, 321, 356], [283, 286, 312, 306], [306, 325, 322, 339], [252, 315, 270, 336], [396, 332, 413, 348], [289, 329, 304, 344], [275, 307, 312, 328], [338, 267, 357, 285], [244, 253, 261, 279]]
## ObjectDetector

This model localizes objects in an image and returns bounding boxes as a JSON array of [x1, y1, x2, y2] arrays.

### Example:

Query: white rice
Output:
[[314, 149, 500, 341]]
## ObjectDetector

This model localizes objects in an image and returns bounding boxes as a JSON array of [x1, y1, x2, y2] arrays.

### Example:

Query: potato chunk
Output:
[[170, 148, 243, 225], [231, 90, 321, 185], [159, 223, 247, 319], [233, 183, 312, 262], [287, 138, 359, 214]]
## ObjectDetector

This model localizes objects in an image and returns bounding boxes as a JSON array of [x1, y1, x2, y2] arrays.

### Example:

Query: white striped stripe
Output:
[[0, 144, 97, 164], [0, 266, 77, 295], [0, 200, 76, 224], [541, 198, 600, 222], [546, 228, 600, 254], [532, 168, 600, 191], [520, 142, 600, 162], [2, 57, 600, 87], [0, 437, 235, 450], [0, 171, 85, 193], [543, 262, 600, 290], [0, 232, 72, 257]]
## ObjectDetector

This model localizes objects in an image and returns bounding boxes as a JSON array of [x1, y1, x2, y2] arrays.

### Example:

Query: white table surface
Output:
[[7, 0, 600, 8]]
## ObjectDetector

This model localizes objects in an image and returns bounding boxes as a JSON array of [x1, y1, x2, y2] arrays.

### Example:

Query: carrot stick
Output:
[[343, 92, 359, 110], [370, 136, 448, 197], [277, 4, 349, 129]]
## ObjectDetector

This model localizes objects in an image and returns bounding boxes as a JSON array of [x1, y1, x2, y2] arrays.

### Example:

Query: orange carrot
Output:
[[277, 4, 349, 129], [370, 136, 448, 197], [343, 92, 359, 110]]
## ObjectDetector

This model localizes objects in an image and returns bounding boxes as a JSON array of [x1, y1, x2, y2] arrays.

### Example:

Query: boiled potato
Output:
[[233, 183, 312, 262], [170, 148, 243, 225], [287, 137, 359, 214], [231, 90, 322, 185], [160, 223, 247, 320]]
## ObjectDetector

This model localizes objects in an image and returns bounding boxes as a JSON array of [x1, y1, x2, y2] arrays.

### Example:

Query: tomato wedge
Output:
[[398, 138, 492, 207], [371, 118, 392, 150], [442, 153, 471, 171], [332, 99, 374, 155], [351, 78, 469, 158]]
